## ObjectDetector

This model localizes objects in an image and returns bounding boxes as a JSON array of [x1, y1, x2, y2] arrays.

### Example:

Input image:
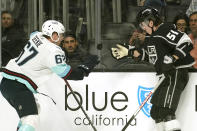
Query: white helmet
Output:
[[42, 20, 65, 42]]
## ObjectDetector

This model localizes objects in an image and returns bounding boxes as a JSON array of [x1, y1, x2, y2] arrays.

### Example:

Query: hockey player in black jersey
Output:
[[111, 7, 195, 131]]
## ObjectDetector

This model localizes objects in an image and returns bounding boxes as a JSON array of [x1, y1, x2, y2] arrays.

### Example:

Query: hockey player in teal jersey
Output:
[[0, 20, 99, 131]]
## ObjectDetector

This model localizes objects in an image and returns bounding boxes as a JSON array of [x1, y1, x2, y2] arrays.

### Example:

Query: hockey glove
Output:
[[163, 55, 177, 64], [111, 44, 135, 60], [78, 55, 100, 76]]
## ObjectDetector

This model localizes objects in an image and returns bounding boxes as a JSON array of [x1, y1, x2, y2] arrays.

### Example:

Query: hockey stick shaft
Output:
[[122, 75, 165, 131], [64, 80, 97, 131]]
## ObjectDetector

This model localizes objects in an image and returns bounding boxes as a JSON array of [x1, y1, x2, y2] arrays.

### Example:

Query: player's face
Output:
[[62, 36, 78, 53], [51, 33, 64, 46], [1, 13, 14, 28], [139, 22, 152, 35]]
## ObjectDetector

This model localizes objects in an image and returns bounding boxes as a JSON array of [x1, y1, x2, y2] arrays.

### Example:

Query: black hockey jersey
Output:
[[139, 23, 195, 74]]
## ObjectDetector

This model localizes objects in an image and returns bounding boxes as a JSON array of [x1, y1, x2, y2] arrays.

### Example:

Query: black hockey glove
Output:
[[111, 43, 136, 60], [78, 55, 100, 76]]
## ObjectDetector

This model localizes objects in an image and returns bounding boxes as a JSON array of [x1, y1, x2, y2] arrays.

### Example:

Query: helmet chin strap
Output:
[[149, 25, 154, 34], [146, 20, 154, 34], [140, 20, 154, 34], [50, 34, 60, 43], [52, 37, 59, 43]]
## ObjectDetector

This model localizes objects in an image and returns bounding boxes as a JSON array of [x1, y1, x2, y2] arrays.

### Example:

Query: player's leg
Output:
[[155, 122, 165, 131], [150, 69, 188, 131], [17, 102, 40, 131], [163, 68, 189, 131], [155, 120, 165, 131], [0, 78, 39, 131], [151, 105, 181, 131], [164, 115, 181, 131], [150, 72, 170, 131], [16, 101, 40, 131], [18, 115, 39, 131], [17, 120, 22, 131], [150, 105, 167, 131]]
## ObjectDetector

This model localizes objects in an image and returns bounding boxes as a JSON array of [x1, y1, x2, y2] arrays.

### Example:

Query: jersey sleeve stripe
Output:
[[175, 48, 186, 57]]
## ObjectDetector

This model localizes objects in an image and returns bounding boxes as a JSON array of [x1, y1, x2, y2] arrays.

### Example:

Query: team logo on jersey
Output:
[[147, 45, 157, 65], [137, 85, 153, 117]]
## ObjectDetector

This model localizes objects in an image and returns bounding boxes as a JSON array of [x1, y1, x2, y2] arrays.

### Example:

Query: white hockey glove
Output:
[[163, 55, 177, 64], [111, 44, 135, 60]]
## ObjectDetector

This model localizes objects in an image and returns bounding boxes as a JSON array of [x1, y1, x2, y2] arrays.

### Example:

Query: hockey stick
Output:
[[64, 79, 97, 131], [122, 75, 165, 131]]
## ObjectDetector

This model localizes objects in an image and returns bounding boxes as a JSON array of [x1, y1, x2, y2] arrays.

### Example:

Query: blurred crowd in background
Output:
[[1, 0, 197, 71]]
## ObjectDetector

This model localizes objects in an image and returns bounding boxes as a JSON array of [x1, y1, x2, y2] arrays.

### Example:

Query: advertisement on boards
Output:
[[0, 72, 197, 131]]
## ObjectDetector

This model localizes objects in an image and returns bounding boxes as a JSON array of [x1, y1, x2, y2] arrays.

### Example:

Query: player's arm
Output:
[[51, 64, 87, 80], [111, 43, 147, 61], [47, 51, 99, 80], [174, 40, 193, 60], [164, 34, 193, 64], [111, 44, 138, 59], [67, 55, 99, 80]]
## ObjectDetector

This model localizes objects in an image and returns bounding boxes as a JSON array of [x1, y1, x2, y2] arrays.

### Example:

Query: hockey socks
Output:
[[155, 121, 165, 131], [18, 115, 39, 131], [17, 120, 22, 131], [18, 124, 35, 131], [164, 119, 181, 131], [154, 115, 181, 131]]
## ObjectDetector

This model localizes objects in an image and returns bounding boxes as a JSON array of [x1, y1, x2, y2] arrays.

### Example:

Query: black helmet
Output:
[[136, 7, 161, 26]]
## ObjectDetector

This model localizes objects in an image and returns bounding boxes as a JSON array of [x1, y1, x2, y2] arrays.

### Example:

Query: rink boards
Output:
[[0, 72, 196, 131]]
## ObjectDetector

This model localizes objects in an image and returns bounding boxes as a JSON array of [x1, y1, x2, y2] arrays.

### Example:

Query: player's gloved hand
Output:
[[111, 44, 128, 59], [163, 55, 177, 64], [78, 55, 100, 76], [111, 44, 135, 60]]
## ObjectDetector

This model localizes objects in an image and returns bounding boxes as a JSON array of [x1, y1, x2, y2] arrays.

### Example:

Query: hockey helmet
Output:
[[136, 7, 161, 26], [42, 20, 65, 41]]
